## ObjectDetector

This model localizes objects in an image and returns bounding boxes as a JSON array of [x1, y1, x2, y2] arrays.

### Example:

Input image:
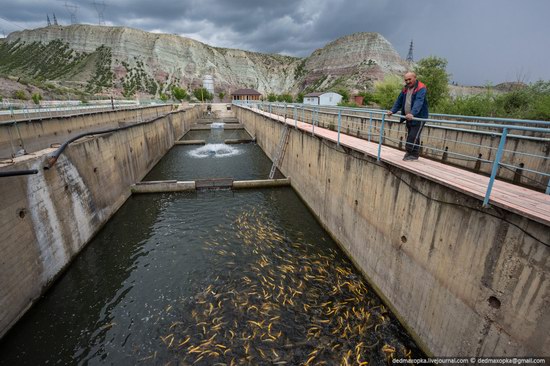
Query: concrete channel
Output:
[[0, 103, 547, 363]]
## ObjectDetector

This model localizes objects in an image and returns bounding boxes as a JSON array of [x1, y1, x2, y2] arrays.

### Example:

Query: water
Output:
[[0, 128, 424, 365], [145, 130, 272, 181], [180, 129, 252, 143]]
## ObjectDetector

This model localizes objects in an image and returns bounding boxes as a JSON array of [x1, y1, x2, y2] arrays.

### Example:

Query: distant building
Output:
[[203, 75, 214, 95], [303, 92, 342, 106], [231, 88, 262, 101]]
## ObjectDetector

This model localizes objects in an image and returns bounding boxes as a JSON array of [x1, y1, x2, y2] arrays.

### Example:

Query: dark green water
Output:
[[0, 128, 423, 365]]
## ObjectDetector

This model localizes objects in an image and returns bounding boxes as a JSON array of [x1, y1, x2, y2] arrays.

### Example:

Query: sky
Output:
[[0, 0, 548, 86]]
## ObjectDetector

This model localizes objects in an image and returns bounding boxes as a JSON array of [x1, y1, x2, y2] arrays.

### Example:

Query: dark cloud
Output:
[[0, 0, 548, 85]]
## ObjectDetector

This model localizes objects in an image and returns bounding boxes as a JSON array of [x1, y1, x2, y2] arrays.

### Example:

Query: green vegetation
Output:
[[414, 56, 450, 109], [121, 57, 158, 97], [218, 92, 225, 101], [372, 74, 402, 109], [337, 88, 350, 103], [86, 45, 114, 94], [13, 90, 27, 100], [0, 39, 88, 80], [267, 93, 277, 102], [193, 87, 213, 102], [294, 59, 306, 80], [295, 92, 304, 103], [171, 86, 188, 101], [31, 92, 42, 105], [436, 81, 550, 120], [277, 93, 293, 103]]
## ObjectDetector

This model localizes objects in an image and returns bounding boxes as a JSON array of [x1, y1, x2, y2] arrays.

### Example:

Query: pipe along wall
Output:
[[235, 106, 549, 357], [0, 105, 200, 339]]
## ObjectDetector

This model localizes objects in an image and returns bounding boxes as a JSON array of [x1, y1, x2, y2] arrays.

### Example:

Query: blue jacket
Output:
[[391, 80, 429, 124]]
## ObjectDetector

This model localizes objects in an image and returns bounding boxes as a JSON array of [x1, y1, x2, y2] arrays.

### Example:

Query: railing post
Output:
[[337, 108, 342, 146], [483, 128, 508, 207], [368, 112, 373, 142], [294, 106, 297, 128], [312, 106, 315, 136], [377, 114, 386, 161], [546, 178, 550, 195]]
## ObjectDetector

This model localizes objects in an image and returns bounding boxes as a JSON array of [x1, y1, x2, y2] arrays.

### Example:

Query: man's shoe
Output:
[[402, 152, 410, 160], [404, 155, 419, 161]]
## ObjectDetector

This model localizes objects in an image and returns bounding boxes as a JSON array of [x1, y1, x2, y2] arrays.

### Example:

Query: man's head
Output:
[[404, 72, 417, 88]]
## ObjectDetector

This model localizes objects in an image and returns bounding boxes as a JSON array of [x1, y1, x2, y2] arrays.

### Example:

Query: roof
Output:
[[231, 88, 262, 96], [304, 92, 323, 97]]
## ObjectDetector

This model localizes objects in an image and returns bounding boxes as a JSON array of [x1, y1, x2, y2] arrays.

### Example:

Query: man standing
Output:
[[387, 72, 429, 161]]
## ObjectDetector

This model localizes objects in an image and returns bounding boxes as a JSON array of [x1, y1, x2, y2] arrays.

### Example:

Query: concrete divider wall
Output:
[[236, 106, 550, 357], [0, 105, 200, 338], [0, 104, 174, 157], [267, 105, 550, 192]]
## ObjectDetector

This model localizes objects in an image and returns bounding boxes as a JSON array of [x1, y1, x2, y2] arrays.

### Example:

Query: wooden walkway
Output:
[[251, 107, 550, 227]]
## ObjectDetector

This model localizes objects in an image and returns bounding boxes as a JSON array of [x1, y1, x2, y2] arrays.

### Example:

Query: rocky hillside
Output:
[[0, 24, 408, 99]]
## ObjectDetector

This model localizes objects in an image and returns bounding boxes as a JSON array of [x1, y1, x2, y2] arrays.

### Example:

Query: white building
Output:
[[303, 92, 342, 106], [203, 75, 214, 95]]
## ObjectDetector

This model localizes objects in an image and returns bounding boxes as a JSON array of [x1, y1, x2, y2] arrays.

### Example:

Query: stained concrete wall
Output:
[[236, 106, 550, 357], [0, 104, 174, 157], [266, 105, 550, 192], [0, 105, 200, 338]]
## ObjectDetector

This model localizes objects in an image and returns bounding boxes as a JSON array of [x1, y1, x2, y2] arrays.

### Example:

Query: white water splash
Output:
[[210, 122, 225, 129], [188, 143, 242, 158]]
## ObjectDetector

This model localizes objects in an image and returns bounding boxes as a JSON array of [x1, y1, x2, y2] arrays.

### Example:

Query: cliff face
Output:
[[3, 25, 407, 97], [301, 32, 408, 91]]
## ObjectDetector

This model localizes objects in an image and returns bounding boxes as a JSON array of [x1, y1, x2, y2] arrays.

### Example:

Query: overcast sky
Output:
[[0, 0, 548, 86]]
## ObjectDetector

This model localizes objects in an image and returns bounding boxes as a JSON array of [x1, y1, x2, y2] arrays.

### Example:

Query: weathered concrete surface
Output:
[[131, 180, 196, 193], [0, 105, 201, 339], [232, 178, 290, 189], [190, 124, 244, 131], [224, 138, 255, 144], [130, 178, 291, 193], [236, 106, 550, 357], [0, 104, 174, 158], [174, 140, 206, 145]]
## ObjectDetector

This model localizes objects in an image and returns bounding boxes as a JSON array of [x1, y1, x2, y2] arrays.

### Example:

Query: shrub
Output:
[[13, 90, 28, 100], [31, 92, 43, 105], [373, 75, 402, 109]]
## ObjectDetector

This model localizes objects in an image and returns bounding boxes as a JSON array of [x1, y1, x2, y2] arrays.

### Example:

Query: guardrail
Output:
[[233, 101, 550, 206]]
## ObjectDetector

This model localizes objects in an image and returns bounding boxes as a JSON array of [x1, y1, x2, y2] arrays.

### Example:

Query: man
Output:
[[387, 72, 429, 161]]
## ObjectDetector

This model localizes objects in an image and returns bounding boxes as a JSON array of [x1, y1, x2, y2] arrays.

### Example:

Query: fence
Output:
[[234, 101, 550, 204]]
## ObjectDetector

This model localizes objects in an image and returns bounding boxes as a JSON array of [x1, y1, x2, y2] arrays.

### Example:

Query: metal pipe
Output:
[[0, 169, 39, 178]]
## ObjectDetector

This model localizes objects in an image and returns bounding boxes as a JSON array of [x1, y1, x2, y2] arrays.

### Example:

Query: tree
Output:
[[218, 92, 225, 101], [337, 88, 349, 103], [267, 93, 277, 102], [171, 86, 188, 102], [192, 87, 212, 102], [373, 75, 402, 109], [295, 92, 304, 103], [414, 56, 450, 109]]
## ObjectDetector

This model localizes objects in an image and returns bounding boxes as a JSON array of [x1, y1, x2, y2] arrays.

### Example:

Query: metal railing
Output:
[[233, 101, 550, 206]]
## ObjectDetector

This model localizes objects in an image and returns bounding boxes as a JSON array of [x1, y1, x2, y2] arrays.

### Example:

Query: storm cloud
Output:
[[0, 0, 548, 85]]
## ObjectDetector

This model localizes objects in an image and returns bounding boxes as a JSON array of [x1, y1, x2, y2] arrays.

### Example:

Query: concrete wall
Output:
[[0, 105, 174, 157], [267, 105, 550, 192], [0, 105, 200, 338], [236, 106, 550, 357]]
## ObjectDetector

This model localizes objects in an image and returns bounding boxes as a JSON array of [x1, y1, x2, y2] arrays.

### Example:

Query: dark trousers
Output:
[[405, 121, 424, 157]]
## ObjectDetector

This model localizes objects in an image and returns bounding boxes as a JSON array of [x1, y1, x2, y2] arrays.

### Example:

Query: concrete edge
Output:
[[175, 140, 206, 145], [130, 178, 291, 193]]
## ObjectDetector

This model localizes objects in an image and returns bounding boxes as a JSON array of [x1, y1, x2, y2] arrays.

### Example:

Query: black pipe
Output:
[[44, 112, 173, 170], [0, 169, 39, 177]]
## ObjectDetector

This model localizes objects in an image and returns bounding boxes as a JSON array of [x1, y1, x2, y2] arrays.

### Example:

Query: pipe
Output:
[[0, 169, 39, 177], [44, 113, 170, 170]]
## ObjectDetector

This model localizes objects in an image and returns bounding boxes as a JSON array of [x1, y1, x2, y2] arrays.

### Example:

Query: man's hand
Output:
[[386, 111, 393, 116], [405, 113, 414, 120]]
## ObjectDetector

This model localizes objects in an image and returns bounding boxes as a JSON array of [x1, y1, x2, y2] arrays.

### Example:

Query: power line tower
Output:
[[53, 13, 59, 25], [59, 0, 79, 24], [92, 0, 106, 25], [47, 15, 51, 26], [406, 40, 414, 63]]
